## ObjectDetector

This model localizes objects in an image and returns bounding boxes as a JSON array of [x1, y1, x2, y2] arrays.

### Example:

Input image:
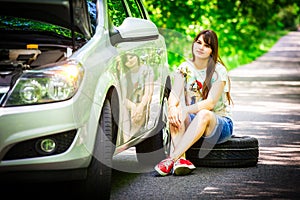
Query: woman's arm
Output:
[[139, 73, 154, 107], [168, 73, 185, 107], [131, 69, 154, 123], [168, 73, 185, 128], [185, 80, 225, 114]]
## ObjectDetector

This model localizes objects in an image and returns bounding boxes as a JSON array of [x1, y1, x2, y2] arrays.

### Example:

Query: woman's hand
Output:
[[131, 102, 145, 123], [168, 105, 182, 129]]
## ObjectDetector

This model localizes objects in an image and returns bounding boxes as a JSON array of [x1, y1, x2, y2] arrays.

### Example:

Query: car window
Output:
[[107, 0, 128, 27], [125, 0, 143, 19], [87, 0, 97, 33]]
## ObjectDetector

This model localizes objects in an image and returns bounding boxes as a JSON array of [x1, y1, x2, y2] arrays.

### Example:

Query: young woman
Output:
[[154, 29, 233, 176], [118, 53, 154, 142]]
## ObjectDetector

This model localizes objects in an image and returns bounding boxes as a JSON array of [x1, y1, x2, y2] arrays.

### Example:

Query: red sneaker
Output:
[[154, 157, 174, 176], [173, 158, 196, 176]]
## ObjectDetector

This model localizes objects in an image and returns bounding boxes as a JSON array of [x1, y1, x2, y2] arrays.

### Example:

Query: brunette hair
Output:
[[121, 53, 141, 99], [121, 53, 141, 69], [192, 30, 232, 104]]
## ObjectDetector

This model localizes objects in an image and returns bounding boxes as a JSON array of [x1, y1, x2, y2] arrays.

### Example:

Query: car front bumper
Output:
[[0, 97, 97, 175]]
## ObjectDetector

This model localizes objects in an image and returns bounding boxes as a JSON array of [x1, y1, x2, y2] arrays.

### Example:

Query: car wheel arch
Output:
[[106, 86, 119, 146], [163, 75, 172, 101], [94, 86, 119, 147]]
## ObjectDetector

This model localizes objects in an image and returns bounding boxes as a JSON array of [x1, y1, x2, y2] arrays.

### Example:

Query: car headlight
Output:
[[4, 61, 84, 106]]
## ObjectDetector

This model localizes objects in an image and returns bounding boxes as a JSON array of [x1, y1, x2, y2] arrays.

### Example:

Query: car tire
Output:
[[135, 129, 166, 167], [80, 99, 114, 199], [186, 135, 259, 167], [135, 95, 171, 167]]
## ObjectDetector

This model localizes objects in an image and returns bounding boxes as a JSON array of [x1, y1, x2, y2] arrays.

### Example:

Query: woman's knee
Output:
[[195, 109, 212, 124]]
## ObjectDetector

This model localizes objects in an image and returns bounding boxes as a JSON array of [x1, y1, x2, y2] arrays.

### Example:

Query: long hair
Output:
[[192, 30, 233, 105], [121, 53, 142, 99]]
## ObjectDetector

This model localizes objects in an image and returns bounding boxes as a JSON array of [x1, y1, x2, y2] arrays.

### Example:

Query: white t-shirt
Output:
[[176, 60, 232, 118]]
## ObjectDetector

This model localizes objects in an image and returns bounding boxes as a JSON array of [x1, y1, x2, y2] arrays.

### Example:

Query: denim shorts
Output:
[[189, 113, 233, 144]]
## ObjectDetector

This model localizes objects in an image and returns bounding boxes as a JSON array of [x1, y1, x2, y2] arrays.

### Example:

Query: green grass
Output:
[[222, 30, 289, 71]]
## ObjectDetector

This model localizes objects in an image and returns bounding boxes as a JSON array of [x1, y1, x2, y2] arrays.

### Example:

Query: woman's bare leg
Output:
[[169, 120, 186, 159], [170, 109, 217, 161]]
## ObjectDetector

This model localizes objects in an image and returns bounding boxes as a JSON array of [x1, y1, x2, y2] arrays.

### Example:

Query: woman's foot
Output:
[[173, 158, 196, 176], [154, 157, 174, 176]]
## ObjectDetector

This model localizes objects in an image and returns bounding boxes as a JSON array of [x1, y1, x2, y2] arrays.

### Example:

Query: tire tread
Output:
[[186, 135, 259, 168]]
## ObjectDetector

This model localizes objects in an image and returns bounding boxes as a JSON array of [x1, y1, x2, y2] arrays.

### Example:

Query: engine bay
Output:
[[0, 45, 69, 84], [0, 46, 68, 68]]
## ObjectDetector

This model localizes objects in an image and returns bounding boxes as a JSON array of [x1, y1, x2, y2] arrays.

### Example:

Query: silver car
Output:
[[0, 0, 171, 198]]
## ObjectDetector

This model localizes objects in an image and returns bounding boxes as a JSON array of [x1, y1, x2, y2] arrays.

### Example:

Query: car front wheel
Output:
[[81, 99, 114, 199], [135, 96, 171, 167]]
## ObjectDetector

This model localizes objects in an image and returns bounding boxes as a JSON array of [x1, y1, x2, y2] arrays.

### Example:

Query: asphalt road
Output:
[[110, 31, 300, 200]]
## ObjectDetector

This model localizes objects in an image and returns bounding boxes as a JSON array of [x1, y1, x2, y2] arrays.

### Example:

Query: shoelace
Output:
[[160, 159, 173, 169]]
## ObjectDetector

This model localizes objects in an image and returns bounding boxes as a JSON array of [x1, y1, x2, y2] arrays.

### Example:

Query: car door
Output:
[[107, 0, 168, 146]]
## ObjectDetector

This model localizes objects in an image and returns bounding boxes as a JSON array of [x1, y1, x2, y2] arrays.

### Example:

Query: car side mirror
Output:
[[110, 17, 159, 46]]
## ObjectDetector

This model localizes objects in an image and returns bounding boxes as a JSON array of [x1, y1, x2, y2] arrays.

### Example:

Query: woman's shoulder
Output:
[[176, 60, 194, 77], [214, 62, 229, 82], [215, 62, 227, 73], [139, 64, 154, 75]]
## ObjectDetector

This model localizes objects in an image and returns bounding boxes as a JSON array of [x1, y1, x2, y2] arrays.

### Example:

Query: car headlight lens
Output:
[[19, 80, 44, 103], [4, 61, 84, 106]]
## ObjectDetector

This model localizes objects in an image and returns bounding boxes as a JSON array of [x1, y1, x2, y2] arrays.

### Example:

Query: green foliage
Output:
[[143, 0, 299, 71], [0, 16, 77, 38], [107, 0, 127, 27]]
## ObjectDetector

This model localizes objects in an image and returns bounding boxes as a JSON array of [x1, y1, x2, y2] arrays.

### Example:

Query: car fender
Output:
[[82, 70, 120, 152]]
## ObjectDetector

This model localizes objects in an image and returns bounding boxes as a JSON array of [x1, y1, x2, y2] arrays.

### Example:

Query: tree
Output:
[[143, 0, 300, 70]]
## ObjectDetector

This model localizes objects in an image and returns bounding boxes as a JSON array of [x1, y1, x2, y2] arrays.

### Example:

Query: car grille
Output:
[[2, 129, 77, 160]]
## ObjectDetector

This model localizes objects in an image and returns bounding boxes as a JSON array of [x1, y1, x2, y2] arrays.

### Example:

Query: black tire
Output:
[[80, 99, 114, 199], [135, 130, 166, 166], [186, 135, 259, 167], [135, 97, 171, 167]]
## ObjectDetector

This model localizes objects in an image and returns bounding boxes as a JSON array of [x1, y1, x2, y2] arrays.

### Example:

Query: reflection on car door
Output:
[[107, 0, 165, 144]]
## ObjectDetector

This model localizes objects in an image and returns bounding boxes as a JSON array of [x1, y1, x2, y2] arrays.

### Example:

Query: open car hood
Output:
[[0, 0, 92, 39]]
